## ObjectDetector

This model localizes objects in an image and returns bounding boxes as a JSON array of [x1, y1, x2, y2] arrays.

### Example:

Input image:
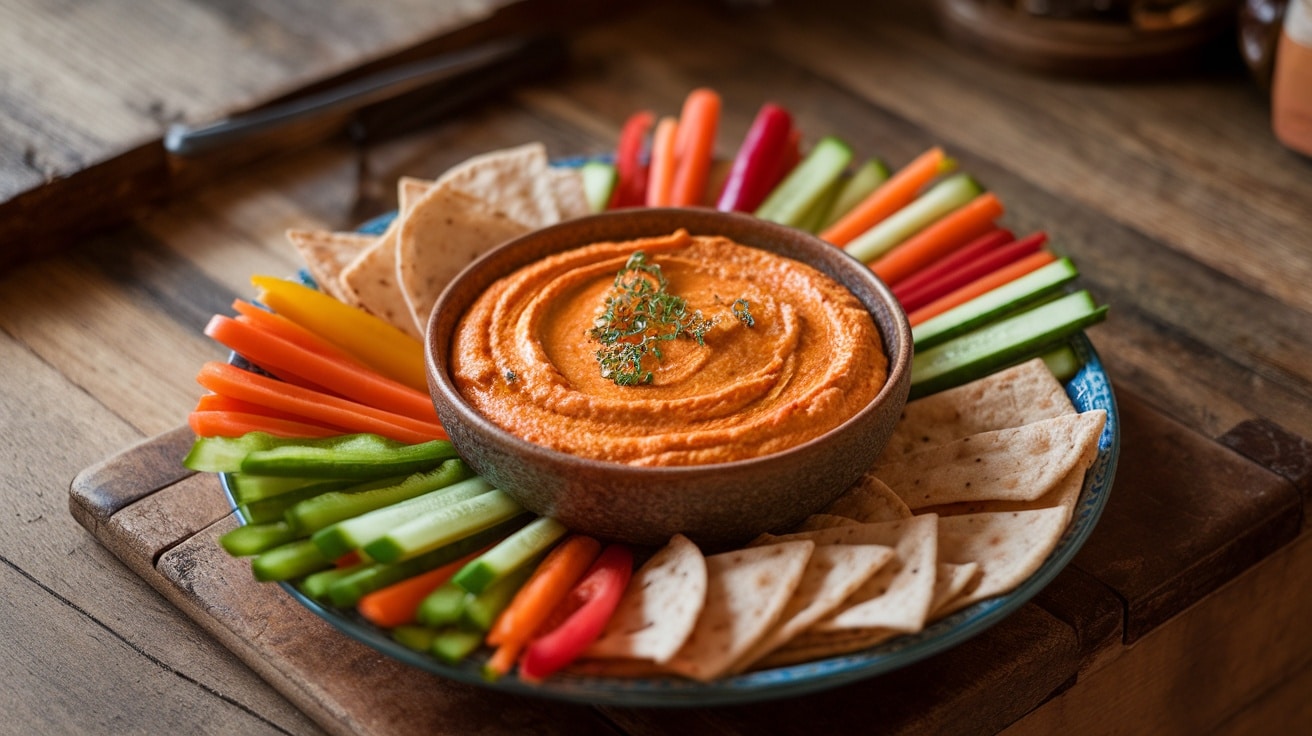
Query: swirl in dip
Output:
[[450, 229, 887, 466]]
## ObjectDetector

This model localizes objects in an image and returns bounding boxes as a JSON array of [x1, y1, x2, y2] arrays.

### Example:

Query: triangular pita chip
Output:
[[877, 410, 1107, 510], [882, 358, 1075, 459], [337, 177, 434, 338], [729, 544, 894, 675], [549, 166, 593, 220], [432, 142, 560, 229], [935, 506, 1069, 615], [661, 540, 814, 682], [753, 626, 899, 670], [285, 229, 373, 304], [812, 515, 939, 633], [584, 534, 707, 664], [821, 474, 913, 523], [927, 562, 981, 621]]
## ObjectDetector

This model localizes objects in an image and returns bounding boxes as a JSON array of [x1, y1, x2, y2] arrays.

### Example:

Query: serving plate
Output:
[[222, 234, 1118, 704]]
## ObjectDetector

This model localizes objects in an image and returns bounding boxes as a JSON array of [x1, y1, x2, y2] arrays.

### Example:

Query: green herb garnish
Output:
[[732, 298, 755, 328], [589, 251, 715, 386]]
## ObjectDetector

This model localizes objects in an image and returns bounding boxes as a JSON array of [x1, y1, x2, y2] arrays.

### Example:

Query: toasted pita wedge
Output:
[[927, 562, 981, 621], [285, 229, 373, 304], [877, 410, 1107, 511], [661, 540, 815, 682], [821, 474, 913, 523], [729, 544, 894, 675], [882, 358, 1075, 459], [934, 506, 1070, 616], [433, 142, 560, 229], [549, 166, 592, 220], [337, 177, 434, 338], [812, 515, 939, 633], [753, 626, 899, 670], [585, 534, 707, 664]]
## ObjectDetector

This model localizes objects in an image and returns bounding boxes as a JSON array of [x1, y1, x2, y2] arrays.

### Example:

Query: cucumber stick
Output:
[[219, 521, 298, 557], [392, 625, 440, 652], [325, 516, 527, 607], [287, 459, 473, 534], [580, 160, 618, 213], [845, 173, 982, 263], [755, 136, 853, 227], [311, 477, 494, 560], [910, 289, 1108, 399], [912, 257, 1080, 350], [1041, 344, 1082, 382], [364, 489, 526, 563], [453, 516, 567, 594], [418, 581, 469, 627], [820, 158, 890, 231], [251, 539, 332, 582], [431, 629, 484, 665], [461, 563, 536, 631]]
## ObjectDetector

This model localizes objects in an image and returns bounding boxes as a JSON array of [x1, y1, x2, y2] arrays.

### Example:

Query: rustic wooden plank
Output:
[[156, 516, 618, 736], [1219, 418, 1312, 506], [1071, 389, 1302, 642], [69, 425, 198, 537], [1211, 657, 1312, 736], [1004, 528, 1312, 736], [600, 605, 1078, 736], [1032, 565, 1124, 677]]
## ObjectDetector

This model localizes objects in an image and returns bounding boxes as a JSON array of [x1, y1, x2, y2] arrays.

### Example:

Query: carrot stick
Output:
[[819, 147, 954, 246], [872, 192, 1005, 285], [231, 299, 362, 365], [483, 534, 602, 679], [205, 315, 439, 423], [907, 250, 1059, 326], [898, 232, 1048, 313], [645, 116, 679, 207], [194, 393, 329, 424], [188, 410, 340, 439], [669, 89, 720, 206], [195, 361, 446, 444], [891, 228, 1014, 300], [357, 549, 483, 628]]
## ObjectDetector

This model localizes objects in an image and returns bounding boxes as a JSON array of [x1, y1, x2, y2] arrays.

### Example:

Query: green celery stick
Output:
[[755, 136, 853, 227], [580, 161, 618, 212], [820, 158, 890, 231]]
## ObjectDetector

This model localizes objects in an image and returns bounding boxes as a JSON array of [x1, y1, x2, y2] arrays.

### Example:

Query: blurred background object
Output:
[[932, 0, 1242, 75], [1238, 0, 1289, 88], [1271, 0, 1312, 154]]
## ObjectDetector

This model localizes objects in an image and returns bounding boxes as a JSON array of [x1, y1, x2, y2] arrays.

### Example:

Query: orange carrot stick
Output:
[[194, 393, 331, 424], [907, 250, 1058, 326], [188, 410, 340, 439], [645, 116, 679, 207], [195, 361, 446, 444], [483, 534, 602, 678], [205, 315, 439, 423], [872, 192, 1005, 285], [231, 299, 362, 364], [357, 549, 483, 628], [819, 147, 954, 246], [669, 89, 721, 206]]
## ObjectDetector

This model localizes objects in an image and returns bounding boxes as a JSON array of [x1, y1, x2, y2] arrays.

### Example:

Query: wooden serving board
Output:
[[67, 386, 1310, 736]]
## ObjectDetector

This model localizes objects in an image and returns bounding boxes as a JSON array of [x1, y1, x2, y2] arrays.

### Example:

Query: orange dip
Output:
[[450, 230, 887, 466]]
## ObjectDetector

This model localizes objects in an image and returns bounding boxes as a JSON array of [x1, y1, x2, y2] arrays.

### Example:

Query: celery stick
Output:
[[311, 477, 494, 560], [795, 176, 845, 234], [431, 628, 484, 665], [755, 136, 853, 227], [910, 290, 1107, 399], [326, 516, 526, 608], [219, 521, 298, 557], [364, 490, 526, 564], [453, 517, 567, 594], [288, 459, 473, 534], [820, 158, 890, 231], [418, 581, 470, 627], [251, 539, 333, 582], [845, 173, 982, 263]]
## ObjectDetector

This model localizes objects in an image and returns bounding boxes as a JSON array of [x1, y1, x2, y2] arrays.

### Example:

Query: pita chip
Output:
[[753, 626, 899, 670], [729, 543, 894, 674], [661, 540, 815, 682], [285, 229, 373, 304], [811, 514, 939, 633], [821, 474, 913, 523], [433, 142, 560, 229], [935, 506, 1070, 615], [337, 177, 434, 338], [927, 562, 981, 620], [549, 166, 593, 220], [882, 358, 1075, 459], [585, 534, 707, 664], [877, 410, 1107, 511]]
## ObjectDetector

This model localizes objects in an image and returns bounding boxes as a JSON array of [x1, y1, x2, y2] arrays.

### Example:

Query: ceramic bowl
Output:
[[425, 208, 912, 548]]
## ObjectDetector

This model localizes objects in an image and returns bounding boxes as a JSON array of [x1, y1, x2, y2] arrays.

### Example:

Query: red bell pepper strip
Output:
[[897, 231, 1048, 313], [518, 543, 633, 681], [609, 111, 655, 208], [891, 228, 1015, 301], [716, 103, 795, 212]]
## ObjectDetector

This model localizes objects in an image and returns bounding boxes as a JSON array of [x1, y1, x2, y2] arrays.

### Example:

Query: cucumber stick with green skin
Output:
[[364, 489, 526, 564], [418, 581, 469, 627], [755, 136, 853, 227], [251, 539, 333, 582], [910, 289, 1107, 399], [820, 158, 890, 231], [431, 629, 485, 665], [845, 173, 982, 263], [462, 563, 536, 631], [453, 516, 568, 594], [580, 160, 618, 213], [219, 521, 298, 557], [287, 459, 473, 535], [311, 477, 495, 560], [912, 257, 1081, 350], [325, 516, 527, 608]]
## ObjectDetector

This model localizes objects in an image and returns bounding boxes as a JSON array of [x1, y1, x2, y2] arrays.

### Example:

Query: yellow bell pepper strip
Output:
[[250, 275, 427, 392]]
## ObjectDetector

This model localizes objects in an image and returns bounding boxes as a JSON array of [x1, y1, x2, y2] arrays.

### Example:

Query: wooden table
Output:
[[5, 0, 1311, 733]]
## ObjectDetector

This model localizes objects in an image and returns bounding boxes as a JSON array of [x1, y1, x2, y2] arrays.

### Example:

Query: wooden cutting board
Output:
[[66, 387, 1308, 736]]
